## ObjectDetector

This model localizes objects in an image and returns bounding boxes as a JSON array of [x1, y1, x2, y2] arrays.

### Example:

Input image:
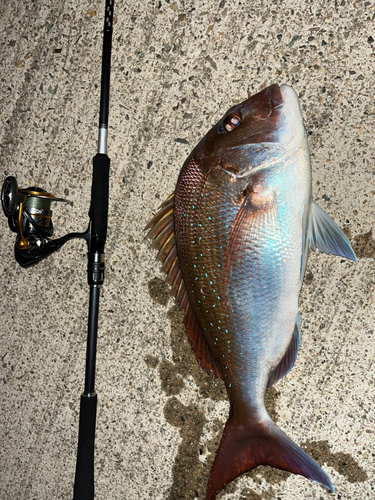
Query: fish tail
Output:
[[206, 414, 334, 500]]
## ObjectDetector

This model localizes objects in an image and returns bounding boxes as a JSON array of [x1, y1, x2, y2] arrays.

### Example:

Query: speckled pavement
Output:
[[0, 1, 374, 499]]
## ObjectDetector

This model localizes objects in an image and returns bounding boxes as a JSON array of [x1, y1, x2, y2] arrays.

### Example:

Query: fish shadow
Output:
[[146, 278, 367, 499]]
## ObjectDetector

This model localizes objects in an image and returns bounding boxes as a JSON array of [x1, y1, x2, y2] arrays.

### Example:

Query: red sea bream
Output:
[[146, 84, 356, 498]]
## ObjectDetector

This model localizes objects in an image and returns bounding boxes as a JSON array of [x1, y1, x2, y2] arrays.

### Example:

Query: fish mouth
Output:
[[222, 84, 306, 178], [277, 84, 305, 146], [236, 83, 304, 148]]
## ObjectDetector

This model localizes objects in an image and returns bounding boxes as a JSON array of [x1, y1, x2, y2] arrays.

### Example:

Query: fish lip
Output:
[[227, 84, 304, 150], [268, 82, 284, 109], [221, 84, 306, 179], [278, 84, 305, 145]]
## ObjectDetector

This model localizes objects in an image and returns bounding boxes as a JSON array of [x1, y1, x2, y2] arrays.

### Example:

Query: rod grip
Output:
[[89, 153, 110, 253], [73, 393, 98, 500]]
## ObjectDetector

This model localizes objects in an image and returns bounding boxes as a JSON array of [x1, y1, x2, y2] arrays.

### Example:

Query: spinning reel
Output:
[[1, 176, 88, 268]]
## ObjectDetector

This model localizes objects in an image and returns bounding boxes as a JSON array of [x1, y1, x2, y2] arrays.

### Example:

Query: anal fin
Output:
[[268, 313, 301, 387]]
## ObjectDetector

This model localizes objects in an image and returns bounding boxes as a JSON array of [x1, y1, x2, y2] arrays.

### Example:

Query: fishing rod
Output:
[[1, 1, 114, 499], [73, 1, 113, 498]]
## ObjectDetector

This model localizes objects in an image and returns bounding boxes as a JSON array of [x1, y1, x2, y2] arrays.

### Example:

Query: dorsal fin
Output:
[[145, 194, 223, 379], [184, 304, 223, 378]]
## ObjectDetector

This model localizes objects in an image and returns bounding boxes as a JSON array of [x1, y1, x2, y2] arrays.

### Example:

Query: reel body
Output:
[[1, 176, 88, 267]]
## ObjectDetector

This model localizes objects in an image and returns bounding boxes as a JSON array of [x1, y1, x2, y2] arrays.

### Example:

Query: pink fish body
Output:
[[146, 84, 356, 498]]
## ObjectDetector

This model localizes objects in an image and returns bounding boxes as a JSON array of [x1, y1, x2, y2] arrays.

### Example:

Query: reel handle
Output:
[[1, 176, 26, 217]]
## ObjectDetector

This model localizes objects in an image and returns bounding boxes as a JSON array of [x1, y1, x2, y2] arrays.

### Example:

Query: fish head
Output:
[[195, 84, 307, 179]]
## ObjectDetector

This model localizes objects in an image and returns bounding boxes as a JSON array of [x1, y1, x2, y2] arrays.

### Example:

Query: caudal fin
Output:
[[207, 415, 334, 499]]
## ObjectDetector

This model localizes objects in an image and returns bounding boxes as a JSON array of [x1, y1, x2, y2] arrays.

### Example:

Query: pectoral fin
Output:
[[309, 202, 357, 262], [224, 185, 277, 288]]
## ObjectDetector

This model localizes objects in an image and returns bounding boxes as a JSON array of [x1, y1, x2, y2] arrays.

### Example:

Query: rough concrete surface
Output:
[[0, 1, 374, 499]]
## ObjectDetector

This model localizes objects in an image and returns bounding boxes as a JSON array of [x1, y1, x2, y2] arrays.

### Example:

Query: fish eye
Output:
[[220, 114, 242, 133]]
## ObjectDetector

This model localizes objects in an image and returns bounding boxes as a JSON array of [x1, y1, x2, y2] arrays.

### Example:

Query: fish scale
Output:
[[226, 167, 303, 417], [175, 161, 239, 379], [146, 83, 356, 499]]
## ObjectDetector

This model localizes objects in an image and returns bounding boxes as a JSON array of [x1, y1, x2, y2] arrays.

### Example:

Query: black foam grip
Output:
[[73, 393, 98, 500], [90, 154, 110, 253]]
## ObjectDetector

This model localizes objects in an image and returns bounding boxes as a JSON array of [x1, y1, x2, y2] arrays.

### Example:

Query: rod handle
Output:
[[73, 393, 98, 500], [89, 153, 110, 254]]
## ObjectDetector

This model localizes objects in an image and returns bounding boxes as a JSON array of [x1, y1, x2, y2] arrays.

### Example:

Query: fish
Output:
[[145, 83, 357, 499]]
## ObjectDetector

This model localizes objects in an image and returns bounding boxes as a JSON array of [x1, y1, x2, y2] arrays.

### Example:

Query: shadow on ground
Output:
[[147, 277, 367, 499]]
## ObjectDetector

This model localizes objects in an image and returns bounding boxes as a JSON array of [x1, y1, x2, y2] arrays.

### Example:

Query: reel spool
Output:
[[1, 176, 87, 268]]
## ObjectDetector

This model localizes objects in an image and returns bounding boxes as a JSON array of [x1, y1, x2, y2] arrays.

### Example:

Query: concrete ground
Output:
[[0, 1, 374, 499]]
